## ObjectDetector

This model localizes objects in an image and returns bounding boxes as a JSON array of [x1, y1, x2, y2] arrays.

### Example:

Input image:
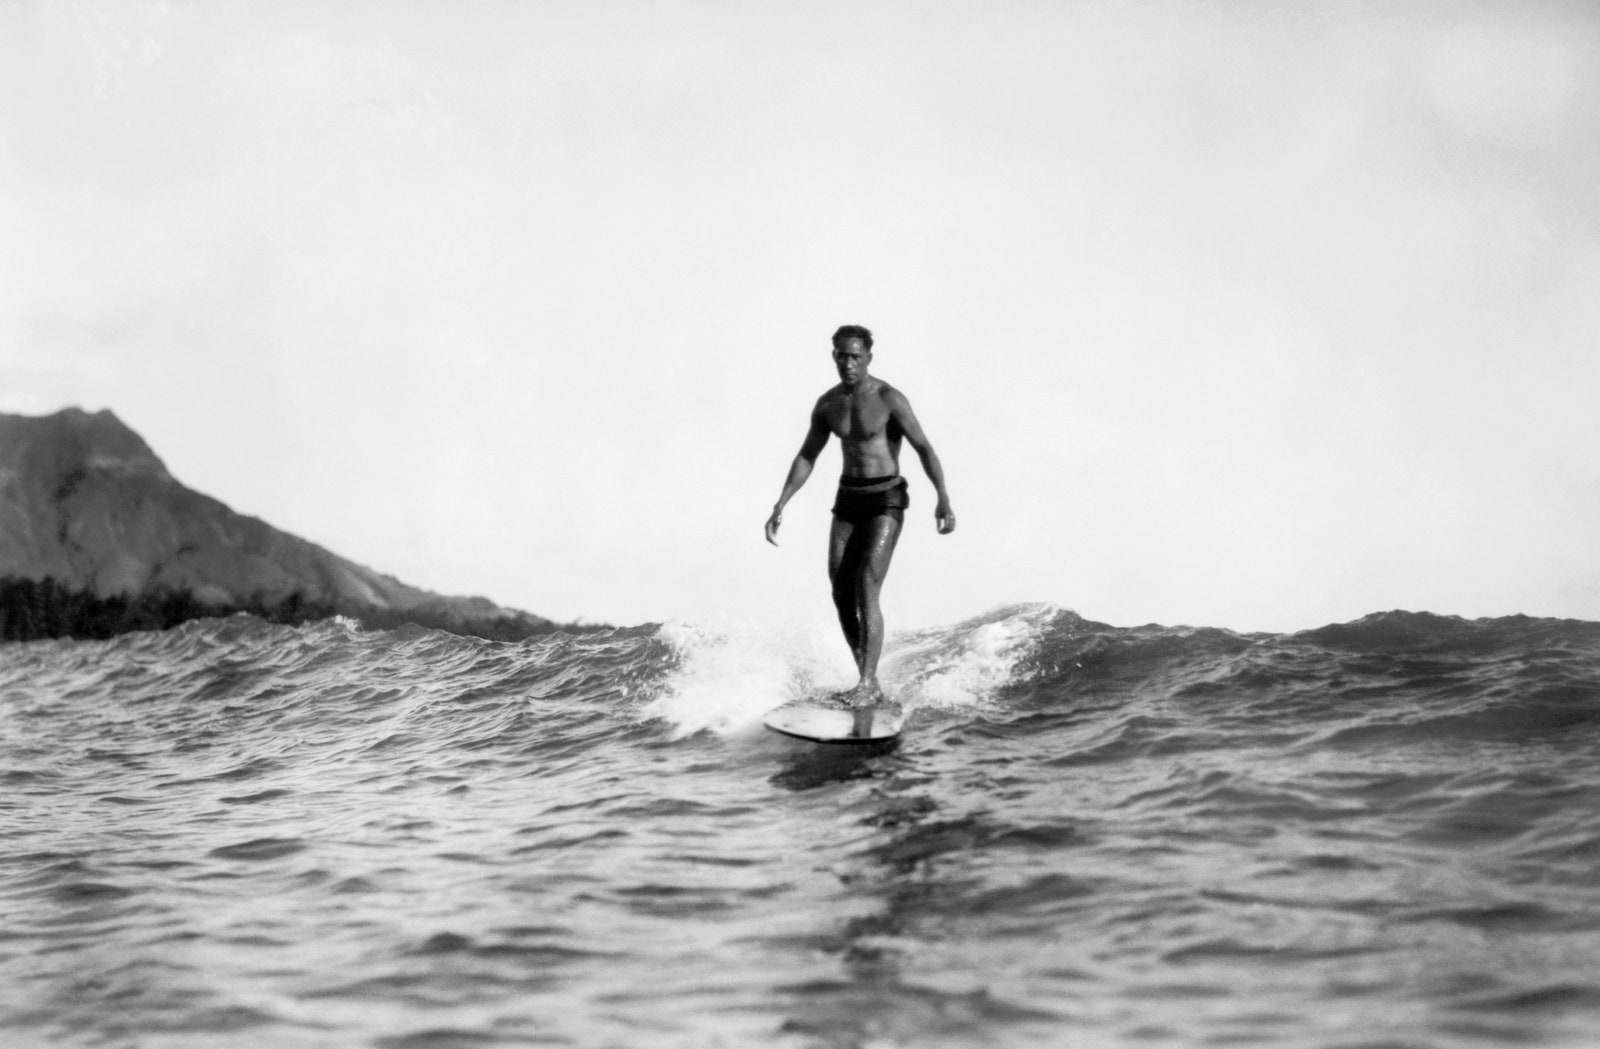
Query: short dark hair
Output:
[[831, 324, 873, 351]]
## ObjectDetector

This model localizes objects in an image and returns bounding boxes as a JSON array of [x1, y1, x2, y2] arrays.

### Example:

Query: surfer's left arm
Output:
[[888, 389, 955, 535]]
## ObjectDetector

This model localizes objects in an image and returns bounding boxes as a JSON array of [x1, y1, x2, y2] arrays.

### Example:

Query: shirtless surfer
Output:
[[765, 325, 955, 705]]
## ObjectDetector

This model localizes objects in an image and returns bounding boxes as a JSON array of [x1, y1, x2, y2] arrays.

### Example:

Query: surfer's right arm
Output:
[[766, 405, 831, 546]]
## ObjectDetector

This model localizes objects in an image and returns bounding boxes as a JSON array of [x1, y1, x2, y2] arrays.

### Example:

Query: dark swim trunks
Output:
[[832, 474, 910, 525]]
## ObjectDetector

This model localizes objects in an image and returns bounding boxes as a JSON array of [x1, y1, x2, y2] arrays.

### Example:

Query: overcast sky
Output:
[[3, 0, 1598, 633]]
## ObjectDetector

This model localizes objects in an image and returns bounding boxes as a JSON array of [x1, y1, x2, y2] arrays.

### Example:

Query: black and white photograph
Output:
[[3, 1, 1599, 1046]]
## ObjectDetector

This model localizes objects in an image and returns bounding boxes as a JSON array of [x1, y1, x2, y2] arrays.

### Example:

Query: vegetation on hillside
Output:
[[0, 576, 604, 643]]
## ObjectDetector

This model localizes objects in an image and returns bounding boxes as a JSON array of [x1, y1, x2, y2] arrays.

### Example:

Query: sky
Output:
[[3, 0, 1598, 634]]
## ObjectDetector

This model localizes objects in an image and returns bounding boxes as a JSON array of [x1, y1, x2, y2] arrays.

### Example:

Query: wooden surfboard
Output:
[[763, 702, 904, 744]]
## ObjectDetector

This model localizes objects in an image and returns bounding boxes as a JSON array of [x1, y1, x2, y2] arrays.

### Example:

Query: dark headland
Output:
[[0, 408, 598, 642]]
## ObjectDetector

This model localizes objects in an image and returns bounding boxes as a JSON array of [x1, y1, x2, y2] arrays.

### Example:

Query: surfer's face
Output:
[[832, 339, 870, 385]]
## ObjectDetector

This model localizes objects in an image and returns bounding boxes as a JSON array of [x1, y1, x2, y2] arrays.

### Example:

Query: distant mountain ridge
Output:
[[0, 407, 569, 640]]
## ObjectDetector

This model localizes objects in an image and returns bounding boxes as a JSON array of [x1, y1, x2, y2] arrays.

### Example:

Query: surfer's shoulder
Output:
[[877, 380, 909, 407]]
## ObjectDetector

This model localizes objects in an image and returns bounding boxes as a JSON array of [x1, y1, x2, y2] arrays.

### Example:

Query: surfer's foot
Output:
[[841, 681, 884, 708]]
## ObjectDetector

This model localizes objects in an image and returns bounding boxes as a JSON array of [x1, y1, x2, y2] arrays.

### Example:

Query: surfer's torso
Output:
[[816, 377, 904, 479]]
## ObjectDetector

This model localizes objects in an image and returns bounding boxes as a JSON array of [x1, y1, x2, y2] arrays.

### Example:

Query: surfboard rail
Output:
[[762, 701, 904, 744]]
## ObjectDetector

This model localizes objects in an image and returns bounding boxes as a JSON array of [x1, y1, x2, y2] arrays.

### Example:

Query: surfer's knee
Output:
[[859, 549, 894, 590], [855, 568, 886, 602]]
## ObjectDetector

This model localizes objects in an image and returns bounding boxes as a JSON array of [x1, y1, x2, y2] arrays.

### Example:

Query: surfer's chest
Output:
[[827, 397, 892, 440]]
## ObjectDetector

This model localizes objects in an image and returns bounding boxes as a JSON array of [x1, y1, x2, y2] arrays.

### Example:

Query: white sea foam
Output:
[[882, 603, 1055, 712], [642, 605, 1056, 736], [640, 615, 852, 738]]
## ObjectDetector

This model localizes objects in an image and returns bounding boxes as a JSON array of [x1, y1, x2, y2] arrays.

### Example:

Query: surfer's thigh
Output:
[[859, 513, 903, 586], [827, 516, 857, 586]]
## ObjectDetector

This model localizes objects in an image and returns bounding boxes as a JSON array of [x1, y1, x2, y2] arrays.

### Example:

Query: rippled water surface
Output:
[[3, 606, 1600, 1047]]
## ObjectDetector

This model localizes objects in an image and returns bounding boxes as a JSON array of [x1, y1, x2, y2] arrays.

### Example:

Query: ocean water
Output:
[[3, 604, 1600, 1048]]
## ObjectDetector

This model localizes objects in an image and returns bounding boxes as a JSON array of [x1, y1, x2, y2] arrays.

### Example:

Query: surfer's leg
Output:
[[852, 512, 902, 698], [827, 516, 863, 672]]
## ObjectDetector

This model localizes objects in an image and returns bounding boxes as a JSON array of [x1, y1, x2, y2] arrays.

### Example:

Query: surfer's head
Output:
[[831, 324, 873, 353], [831, 325, 873, 385]]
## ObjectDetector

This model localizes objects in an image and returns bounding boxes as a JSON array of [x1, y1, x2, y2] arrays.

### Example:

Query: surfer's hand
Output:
[[936, 500, 955, 535], [764, 507, 783, 546]]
